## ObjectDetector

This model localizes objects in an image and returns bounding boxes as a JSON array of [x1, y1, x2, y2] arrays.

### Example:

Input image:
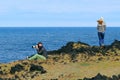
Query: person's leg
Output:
[[37, 55, 46, 60], [101, 32, 105, 46], [98, 32, 102, 46], [28, 54, 38, 60], [28, 54, 46, 60]]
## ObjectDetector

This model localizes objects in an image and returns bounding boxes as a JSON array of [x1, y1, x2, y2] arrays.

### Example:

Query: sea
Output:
[[0, 27, 120, 63]]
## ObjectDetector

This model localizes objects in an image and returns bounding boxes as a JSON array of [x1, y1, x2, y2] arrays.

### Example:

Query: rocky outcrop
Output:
[[49, 40, 120, 56], [83, 73, 120, 80], [0, 60, 47, 80], [106, 40, 120, 55], [49, 41, 90, 54]]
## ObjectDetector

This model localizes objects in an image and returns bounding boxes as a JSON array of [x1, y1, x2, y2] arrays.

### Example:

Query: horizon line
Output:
[[0, 26, 120, 27]]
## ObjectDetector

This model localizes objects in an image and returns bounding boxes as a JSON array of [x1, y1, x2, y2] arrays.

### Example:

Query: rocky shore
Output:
[[49, 39, 120, 56], [0, 40, 120, 80]]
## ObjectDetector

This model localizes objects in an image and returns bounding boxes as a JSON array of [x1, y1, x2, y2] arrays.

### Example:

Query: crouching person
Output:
[[28, 42, 48, 60]]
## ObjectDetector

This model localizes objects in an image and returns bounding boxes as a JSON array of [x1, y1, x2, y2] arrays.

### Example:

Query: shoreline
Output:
[[0, 40, 120, 79]]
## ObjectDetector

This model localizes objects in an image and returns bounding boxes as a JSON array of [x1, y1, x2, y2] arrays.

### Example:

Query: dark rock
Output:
[[83, 77, 91, 80], [22, 62, 28, 65], [98, 57, 104, 61], [10, 64, 24, 74], [0, 71, 3, 75], [58, 42, 74, 53], [53, 57, 60, 62], [15, 75, 19, 79], [30, 64, 47, 74], [31, 74, 35, 79], [118, 74, 120, 79], [111, 40, 120, 49], [92, 73, 107, 80], [83, 73, 108, 80], [112, 75, 119, 80], [0, 78, 3, 80], [91, 46, 101, 53], [70, 51, 77, 60], [106, 40, 120, 55], [83, 73, 120, 80], [49, 41, 90, 54], [41, 70, 47, 74], [50, 79, 58, 80], [0, 78, 16, 80]]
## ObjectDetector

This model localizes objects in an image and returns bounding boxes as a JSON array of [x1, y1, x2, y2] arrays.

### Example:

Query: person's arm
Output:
[[38, 48, 44, 53], [38, 47, 46, 54], [103, 22, 106, 31], [39, 47, 48, 58], [97, 24, 99, 30]]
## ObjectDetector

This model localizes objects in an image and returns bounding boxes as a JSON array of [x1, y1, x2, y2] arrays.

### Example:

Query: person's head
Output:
[[97, 17, 104, 24], [32, 42, 43, 49], [37, 42, 43, 48]]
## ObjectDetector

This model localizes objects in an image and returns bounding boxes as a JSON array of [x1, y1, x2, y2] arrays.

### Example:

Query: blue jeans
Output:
[[98, 32, 105, 46]]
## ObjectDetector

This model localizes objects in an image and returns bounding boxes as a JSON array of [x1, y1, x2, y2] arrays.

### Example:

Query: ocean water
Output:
[[0, 27, 120, 63]]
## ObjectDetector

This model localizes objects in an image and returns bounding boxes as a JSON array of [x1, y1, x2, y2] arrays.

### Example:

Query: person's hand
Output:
[[35, 45, 39, 49]]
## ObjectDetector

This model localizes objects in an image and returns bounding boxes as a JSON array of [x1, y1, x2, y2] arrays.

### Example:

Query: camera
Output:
[[32, 45, 36, 48]]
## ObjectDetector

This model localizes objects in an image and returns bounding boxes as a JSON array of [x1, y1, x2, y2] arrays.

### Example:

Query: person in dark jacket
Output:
[[35, 42, 48, 58], [28, 42, 48, 60]]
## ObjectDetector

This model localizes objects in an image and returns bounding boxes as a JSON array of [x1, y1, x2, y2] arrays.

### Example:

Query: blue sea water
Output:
[[0, 27, 120, 63]]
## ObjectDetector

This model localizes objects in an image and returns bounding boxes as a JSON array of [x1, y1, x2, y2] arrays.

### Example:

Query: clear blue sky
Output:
[[0, 0, 120, 27]]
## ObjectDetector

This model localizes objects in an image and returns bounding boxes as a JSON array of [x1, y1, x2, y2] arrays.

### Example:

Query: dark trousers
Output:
[[98, 32, 105, 46]]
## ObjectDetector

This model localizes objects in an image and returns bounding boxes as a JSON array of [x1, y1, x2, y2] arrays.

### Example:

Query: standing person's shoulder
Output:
[[103, 22, 106, 25]]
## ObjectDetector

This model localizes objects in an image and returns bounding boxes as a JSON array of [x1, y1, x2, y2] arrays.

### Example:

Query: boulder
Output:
[[10, 64, 24, 74], [30, 64, 47, 74]]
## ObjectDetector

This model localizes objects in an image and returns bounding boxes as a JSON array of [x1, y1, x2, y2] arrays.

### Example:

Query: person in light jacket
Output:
[[97, 17, 106, 47]]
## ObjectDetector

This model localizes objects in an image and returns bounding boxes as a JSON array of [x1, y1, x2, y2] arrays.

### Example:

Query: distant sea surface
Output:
[[0, 27, 120, 63]]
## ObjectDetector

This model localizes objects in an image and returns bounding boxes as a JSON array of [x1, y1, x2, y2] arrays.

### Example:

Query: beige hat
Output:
[[97, 17, 104, 24]]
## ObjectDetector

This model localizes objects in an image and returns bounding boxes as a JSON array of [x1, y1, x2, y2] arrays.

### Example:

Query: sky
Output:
[[0, 0, 120, 27]]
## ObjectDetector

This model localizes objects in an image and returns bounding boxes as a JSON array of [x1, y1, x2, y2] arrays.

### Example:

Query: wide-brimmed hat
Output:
[[97, 17, 104, 24]]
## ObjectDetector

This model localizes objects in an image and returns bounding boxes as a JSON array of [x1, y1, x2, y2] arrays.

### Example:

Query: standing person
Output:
[[28, 42, 48, 60], [97, 17, 106, 47]]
